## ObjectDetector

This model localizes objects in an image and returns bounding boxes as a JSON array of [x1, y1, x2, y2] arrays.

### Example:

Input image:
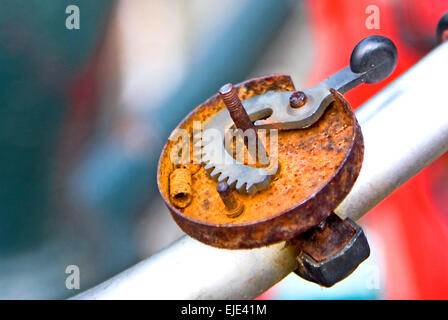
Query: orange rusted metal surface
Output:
[[157, 74, 363, 249]]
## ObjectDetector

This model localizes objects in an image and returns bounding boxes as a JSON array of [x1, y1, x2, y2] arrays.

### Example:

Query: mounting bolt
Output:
[[290, 91, 307, 109], [217, 182, 244, 218]]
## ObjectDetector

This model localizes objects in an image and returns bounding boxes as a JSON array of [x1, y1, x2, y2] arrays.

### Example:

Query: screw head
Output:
[[290, 91, 307, 109], [219, 83, 233, 95]]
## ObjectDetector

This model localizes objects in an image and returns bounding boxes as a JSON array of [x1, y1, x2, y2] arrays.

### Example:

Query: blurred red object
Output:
[[305, 0, 448, 299]]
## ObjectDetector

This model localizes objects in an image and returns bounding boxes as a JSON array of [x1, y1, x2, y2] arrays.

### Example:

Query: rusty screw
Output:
[[289, 91, 307, 109], [219, 83, 267, 163], [217, 182, 244, 218], [219, 83, 254, 132]]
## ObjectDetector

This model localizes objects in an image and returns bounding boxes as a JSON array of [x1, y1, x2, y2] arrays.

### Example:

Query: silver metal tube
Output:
[[336, 42, 448, 220], [74, 42, 448, 300]]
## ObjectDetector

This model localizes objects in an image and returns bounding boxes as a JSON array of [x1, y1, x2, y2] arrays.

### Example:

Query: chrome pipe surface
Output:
[[336, 42, 448, 221], [74, 42, 448, 300]]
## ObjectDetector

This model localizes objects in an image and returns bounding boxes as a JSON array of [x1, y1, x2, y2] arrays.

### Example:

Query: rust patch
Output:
[[157, 74, 364, 249]]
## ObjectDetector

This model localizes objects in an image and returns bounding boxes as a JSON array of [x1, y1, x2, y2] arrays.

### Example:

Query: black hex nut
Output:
[[293, 214, 370, 287]]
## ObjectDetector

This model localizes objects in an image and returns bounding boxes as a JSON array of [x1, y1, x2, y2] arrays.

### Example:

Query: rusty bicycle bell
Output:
[[157, 36, 397, 287]]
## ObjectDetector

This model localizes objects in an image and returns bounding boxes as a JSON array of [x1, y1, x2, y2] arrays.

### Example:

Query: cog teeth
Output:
[[199, 151, 208, 160], [198, 120, 272, 194], [209, 167, 222, 179], [235, 179, 246, 191], [198, 154, 206, 163], [217, 174, 228, 183], [227, 177, 237, 188], [203, 162, 214, 171], [194, 150, 202, 159], [246, 183, 257, 195], [255, 176, 271, 191], [194, 141, 203, 149]]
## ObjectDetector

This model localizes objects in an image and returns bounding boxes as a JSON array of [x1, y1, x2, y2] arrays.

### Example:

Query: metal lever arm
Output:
[[254, 35, 398, 130], [325, 35, 399, 93]]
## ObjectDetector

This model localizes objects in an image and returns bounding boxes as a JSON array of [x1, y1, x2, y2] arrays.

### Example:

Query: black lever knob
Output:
[[436, 12, 448, 44], [350, 35, 398, 84]]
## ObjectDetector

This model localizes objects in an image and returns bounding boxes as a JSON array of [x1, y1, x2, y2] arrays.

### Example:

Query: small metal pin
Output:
[[289, 91, 307, 109], [217, 182, 244, 218]]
